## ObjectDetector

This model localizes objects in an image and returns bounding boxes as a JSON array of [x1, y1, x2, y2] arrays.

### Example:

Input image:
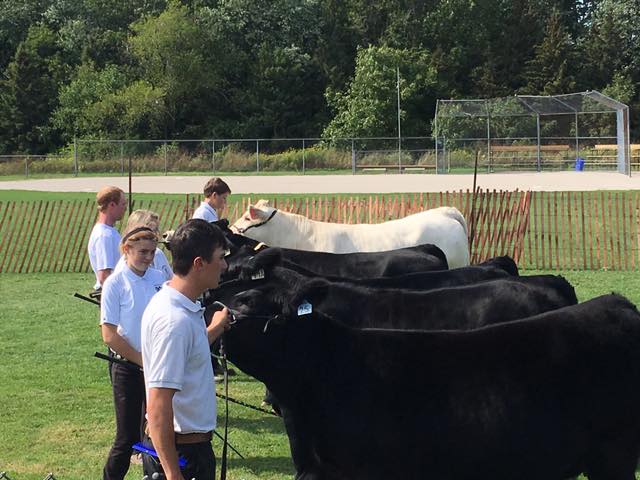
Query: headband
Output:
[[121, 226, 155, 244]]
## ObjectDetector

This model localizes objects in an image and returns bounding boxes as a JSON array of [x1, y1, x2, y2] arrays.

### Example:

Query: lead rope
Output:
[[219, 335, 229, 480]]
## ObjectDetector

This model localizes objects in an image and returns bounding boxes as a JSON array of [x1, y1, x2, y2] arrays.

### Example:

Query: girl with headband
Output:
[[100, 223, 165, 480]]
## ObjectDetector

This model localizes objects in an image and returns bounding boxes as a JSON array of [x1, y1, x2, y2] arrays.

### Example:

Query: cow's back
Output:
[[244, 206, 471, 268]]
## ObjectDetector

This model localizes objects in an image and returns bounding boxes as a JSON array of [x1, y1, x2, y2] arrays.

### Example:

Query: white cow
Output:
[[231, 200, 470, 268]]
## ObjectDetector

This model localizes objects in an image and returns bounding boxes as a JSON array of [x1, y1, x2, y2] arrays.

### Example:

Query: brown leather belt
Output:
[[175, 431, 213, 444]]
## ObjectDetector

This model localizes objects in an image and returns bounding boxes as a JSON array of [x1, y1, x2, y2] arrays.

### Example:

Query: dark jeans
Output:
[[103, 361, 145, 480], [142, 434, 216, 480]]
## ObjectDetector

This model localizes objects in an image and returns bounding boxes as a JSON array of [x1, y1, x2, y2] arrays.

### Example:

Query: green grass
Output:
[[0, 273, 291, 480], [2, 271, 640, 479]]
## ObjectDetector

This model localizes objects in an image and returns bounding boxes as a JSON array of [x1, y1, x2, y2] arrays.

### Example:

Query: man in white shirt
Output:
[[191, 177, 231, 223], [141, 219, 230, 480], [88, 186, 127, 289]]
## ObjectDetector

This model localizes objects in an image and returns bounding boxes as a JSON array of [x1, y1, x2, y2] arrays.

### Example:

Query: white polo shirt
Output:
[[88, 223, 122, 289], [114, 248, 173, 282], [192, 202, 218, 223], [100, 266, 165, 352], [141, 285, 216, 433]]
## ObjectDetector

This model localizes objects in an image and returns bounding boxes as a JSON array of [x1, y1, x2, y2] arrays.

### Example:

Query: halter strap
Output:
[[235, 210, 277, 234]]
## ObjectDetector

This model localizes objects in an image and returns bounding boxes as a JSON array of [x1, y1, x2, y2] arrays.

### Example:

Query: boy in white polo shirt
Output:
[[88, 186, 127, 289], [191, 177, 231, 223], [141, 219, 230, 480]]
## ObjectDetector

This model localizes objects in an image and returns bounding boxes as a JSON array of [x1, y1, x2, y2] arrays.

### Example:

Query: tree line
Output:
[[0, 0, 638, 156]]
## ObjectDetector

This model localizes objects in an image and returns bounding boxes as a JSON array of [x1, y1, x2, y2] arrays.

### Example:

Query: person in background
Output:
[[88, 186, 127, 289], [191, 178, 235, 378], [192, 177, 231, 223], [114, 209, 173, 281], [141, 219, 230, 480], [100, 225, 165, 480]]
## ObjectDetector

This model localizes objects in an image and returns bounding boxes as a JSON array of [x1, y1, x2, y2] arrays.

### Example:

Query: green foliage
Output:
[[523, 9, 576, 95], [0, 24, 65, 154], [1, 0, 640, 155], [602, 72, 636, 106], [52, 63, 130, 140], [324, 45, 437, 139], [236, 45, 327, 138], [581, 0, 640, 88], [129, 0, 217, 137]]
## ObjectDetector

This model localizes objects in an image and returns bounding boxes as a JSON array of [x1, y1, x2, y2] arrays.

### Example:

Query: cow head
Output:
[[477, 255, 519, 276], [230, 200, 277, 235]]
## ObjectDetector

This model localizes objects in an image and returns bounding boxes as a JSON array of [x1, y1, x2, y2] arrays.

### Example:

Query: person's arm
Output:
[[147, 387, 184, 480], [101, 324, 143, 366], [94, 232, 119, 286], [96, 268, 113, 286], [207, 307, 230, 344], [100, 275, 142, 365]]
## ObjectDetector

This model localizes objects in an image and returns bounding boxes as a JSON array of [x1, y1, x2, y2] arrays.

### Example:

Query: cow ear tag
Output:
[[297, 300, 312, 316], [251, 269, 265, 280]]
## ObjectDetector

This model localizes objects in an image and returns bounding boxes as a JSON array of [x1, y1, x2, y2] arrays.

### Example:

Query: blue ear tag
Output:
[[251, 269, 265, 280], [297, 300, 312, 316]]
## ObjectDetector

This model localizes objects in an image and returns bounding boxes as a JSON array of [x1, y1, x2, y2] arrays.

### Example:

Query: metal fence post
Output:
[[73, 137, 78, 176], [302, 139, 306, 175], [575, 112, 579, 161], [351, 139, 356, 174], [256, 140, 260, 173], [164, 141, 168, 175], [120, 142, 124, 175], [212, 140, 216, 172], [536, 114, 541, 172], [25, 156, 28, 178]]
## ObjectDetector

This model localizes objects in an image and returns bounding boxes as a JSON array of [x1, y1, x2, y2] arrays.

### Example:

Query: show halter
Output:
[[232, 210, 277, 234]]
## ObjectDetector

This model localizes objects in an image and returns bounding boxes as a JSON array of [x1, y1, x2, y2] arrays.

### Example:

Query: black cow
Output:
[[222, 247, 517, 292], [212, 253, 576, 459], [221, 294, 640, 480], [222, 251, 576, 330], [223, 243, 449, 280], [211, 220, 450, 279]]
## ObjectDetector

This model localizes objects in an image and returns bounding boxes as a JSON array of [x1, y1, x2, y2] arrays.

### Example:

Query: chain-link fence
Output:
[[67, 137, 438, 176], [434, 91, 635, 175]]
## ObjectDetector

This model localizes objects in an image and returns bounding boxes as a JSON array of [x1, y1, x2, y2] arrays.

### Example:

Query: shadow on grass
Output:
[[230, 455, 295, 477], [225, 415, 286, 435]]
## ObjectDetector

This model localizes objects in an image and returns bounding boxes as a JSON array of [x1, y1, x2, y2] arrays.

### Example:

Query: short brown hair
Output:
[[96, 186, 124, 212], [171, 219, 226, 275], [203, 177, 231, 198]]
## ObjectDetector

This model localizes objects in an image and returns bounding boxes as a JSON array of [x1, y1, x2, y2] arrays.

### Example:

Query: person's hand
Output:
[[211, 307, 231, 331]]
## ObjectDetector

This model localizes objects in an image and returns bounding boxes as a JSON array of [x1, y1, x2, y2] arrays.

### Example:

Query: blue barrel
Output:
[[575, 157, 585, 171]]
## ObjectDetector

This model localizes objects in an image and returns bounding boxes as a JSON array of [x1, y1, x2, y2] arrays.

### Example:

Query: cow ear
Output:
[[292, 278, 329, 307], [239, 248, 282, 281], [213, 218, 230, 230], [249, 206, 266, 220]]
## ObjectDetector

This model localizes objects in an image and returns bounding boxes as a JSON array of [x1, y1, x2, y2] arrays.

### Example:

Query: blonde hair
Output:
[[120, 224, 158, 255], [125, 209, 160, 233], [96, 186, 124, 212]]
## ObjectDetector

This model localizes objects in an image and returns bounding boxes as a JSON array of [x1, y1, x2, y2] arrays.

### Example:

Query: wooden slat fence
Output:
[[1, 190, 638, 273]]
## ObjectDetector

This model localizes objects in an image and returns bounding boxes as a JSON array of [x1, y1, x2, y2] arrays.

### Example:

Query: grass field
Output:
[[2, 271, 640, 479]]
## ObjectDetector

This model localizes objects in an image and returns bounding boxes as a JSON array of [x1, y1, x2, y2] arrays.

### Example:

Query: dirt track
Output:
[[2, 171, 639, 194]]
